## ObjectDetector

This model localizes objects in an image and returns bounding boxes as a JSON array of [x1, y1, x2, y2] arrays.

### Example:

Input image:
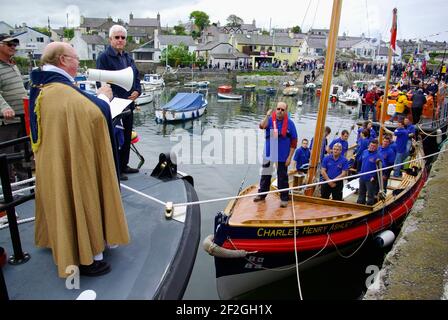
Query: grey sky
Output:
[[2, 0, 447, 42]]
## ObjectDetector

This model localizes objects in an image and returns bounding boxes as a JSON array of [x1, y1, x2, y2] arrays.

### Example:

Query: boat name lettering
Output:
[[256, 228, 298, 237], [301, 225, 329, 235], [328, 221, 354, 231]]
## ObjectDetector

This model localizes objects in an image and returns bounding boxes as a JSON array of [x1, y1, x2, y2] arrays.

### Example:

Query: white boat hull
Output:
[[135, 92, 154, 105], [155, 104, 207, 122], [217, 92, 242, 100]]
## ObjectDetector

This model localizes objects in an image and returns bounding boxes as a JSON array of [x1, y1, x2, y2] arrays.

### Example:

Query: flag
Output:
[[390, 8, 398, 51]]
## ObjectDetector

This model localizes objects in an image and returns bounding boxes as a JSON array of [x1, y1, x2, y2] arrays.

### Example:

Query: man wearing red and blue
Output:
[[254, 102, 297, 208]]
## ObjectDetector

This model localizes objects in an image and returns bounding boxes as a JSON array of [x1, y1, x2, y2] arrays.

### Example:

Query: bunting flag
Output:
[[390, 8, 398, 51]]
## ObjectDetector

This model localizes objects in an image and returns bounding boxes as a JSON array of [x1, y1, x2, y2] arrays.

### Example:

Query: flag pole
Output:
[[379, 8, 397, 144]]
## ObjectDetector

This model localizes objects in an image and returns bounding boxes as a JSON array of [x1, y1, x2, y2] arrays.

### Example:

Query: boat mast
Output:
[[379, 8, 398, 143], [305, 0, 343, 195]]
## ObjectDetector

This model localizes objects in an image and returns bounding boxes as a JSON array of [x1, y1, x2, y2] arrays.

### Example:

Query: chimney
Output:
[[157, 12, 160, 22], [252, 19, 256, 26], [129, 12, 134, 21]]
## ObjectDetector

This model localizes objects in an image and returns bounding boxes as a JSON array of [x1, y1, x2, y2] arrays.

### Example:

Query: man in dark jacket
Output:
[[411, 89, 426, 124], [97, 25, 142, 181]]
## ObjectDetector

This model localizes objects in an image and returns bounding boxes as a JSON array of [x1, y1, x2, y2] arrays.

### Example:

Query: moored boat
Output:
[[155, 92, 207, 122], [0, 127, 200, 299], [203, 3, 427, 300]]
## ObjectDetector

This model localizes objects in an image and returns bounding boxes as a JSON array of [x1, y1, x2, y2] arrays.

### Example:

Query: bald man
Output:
[[29, 42, 130, 278], [253, 101, 298, 208]]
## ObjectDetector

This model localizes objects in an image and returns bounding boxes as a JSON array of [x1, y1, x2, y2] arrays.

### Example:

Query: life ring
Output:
[[316, 89, 321, 96], [330, 96, 337, 103]]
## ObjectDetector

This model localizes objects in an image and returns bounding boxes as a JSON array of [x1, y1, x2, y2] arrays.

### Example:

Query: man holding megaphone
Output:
[[97, 25, 142, 181]]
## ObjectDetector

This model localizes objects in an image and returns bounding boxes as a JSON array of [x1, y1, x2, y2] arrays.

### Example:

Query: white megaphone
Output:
[[86, 67, 134, 91]]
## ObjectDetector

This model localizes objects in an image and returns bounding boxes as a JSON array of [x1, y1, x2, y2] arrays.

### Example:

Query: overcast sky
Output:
[[2, 0, 447, 42]]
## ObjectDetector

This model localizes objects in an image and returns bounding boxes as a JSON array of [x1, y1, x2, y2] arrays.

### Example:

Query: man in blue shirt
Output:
[[328, 130, 349, 157], [321, 143, 349, 201], [254, 102, 298, 208], [97, 25, 142, 181], [383, 119, 409, 177], [403, 117, 416, 158], [292, 138, 310, 173], [378, 135, 396, 190], [357, 139, 384, 205]]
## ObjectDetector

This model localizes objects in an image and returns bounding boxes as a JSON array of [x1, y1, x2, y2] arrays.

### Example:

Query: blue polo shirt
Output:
[[379, 145, 396, 167], [322, 154, 349, 179], [329, 137, 349, 156], [355, 137, 370, 162], [293, 146, 310, 170], [310, 137, 328, 161], [394, 127, 409, 153], [264, 117, 298, 162], [360, 149, 384, 181], [406, 124, 416, 135]]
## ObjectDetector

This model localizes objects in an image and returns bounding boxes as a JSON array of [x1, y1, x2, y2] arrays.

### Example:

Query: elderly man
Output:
[[253, 102, 298, 208], [97, 25, 141, 181], [0, 34, 28, 181], [29, 42, 130, 278]]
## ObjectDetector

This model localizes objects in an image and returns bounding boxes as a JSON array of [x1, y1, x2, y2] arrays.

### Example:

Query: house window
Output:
[[93, 53, 96, 60], [36, 37, 44, 42], [260, 46, 265, 51], [92, 44, 96, 50]]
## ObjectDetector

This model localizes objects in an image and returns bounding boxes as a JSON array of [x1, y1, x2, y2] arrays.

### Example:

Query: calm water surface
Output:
[[130, 86, 387, 300]]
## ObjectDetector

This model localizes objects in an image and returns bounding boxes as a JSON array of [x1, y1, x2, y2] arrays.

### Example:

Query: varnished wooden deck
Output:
[[226, 185, 371, 227]]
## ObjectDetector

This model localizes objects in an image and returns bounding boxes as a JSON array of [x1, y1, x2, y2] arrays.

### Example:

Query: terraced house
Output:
[[230, 34, 303, 67]]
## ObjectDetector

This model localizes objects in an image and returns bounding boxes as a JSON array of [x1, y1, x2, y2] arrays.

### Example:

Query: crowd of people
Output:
[[255, 104, 419, 207]]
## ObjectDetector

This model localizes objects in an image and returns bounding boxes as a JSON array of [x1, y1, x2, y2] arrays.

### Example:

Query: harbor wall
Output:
[[364, 144, 448, 300]]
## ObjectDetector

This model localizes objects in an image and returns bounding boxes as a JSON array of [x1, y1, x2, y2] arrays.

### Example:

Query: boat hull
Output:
[[217, 92, 242, 100], [212, 168, 427, 299], [155, 105, 207, 122]]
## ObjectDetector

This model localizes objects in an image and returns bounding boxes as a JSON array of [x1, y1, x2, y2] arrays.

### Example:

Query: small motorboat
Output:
[[135, 91, 154, 106], [217, 85, 242, 100], [155, 92, 208, 122], [282, 87, 299, 96]]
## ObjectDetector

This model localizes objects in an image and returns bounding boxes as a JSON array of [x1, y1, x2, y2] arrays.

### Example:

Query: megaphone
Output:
[[86, 67, 134, 91]]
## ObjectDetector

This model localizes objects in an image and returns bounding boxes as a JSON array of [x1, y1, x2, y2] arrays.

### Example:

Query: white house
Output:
[[70, 29, 107, 60], [0, 21, 14, 35], [154, 30, 196, 62], [350, 39, 379, 59], [301, 36, 326, 57], [375, 46, 401, 63], [10, 26, 51, 59], [196, 41, 249, 68]]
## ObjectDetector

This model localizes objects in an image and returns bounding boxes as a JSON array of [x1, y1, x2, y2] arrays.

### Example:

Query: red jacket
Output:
[[364, 90, 379, 105]]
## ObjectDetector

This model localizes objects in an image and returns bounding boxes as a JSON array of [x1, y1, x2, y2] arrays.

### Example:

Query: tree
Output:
[[63, 28, 74, 39], [189, 11, 210, 32], [226, 14, 243, 27], [291, 26, 302, 34], [174, 25, 187, 35], [161, 44, 195, 67]]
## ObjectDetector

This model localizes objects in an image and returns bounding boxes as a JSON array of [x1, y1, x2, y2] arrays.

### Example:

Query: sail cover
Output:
[[161, 93, 204, 111]]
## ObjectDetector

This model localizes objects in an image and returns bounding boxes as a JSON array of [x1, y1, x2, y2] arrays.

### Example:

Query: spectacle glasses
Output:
[[114, 36, 126, 40], [276, 108, 286, 111], [2, 42, 17, 48], [62, 54, 80, 61]]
